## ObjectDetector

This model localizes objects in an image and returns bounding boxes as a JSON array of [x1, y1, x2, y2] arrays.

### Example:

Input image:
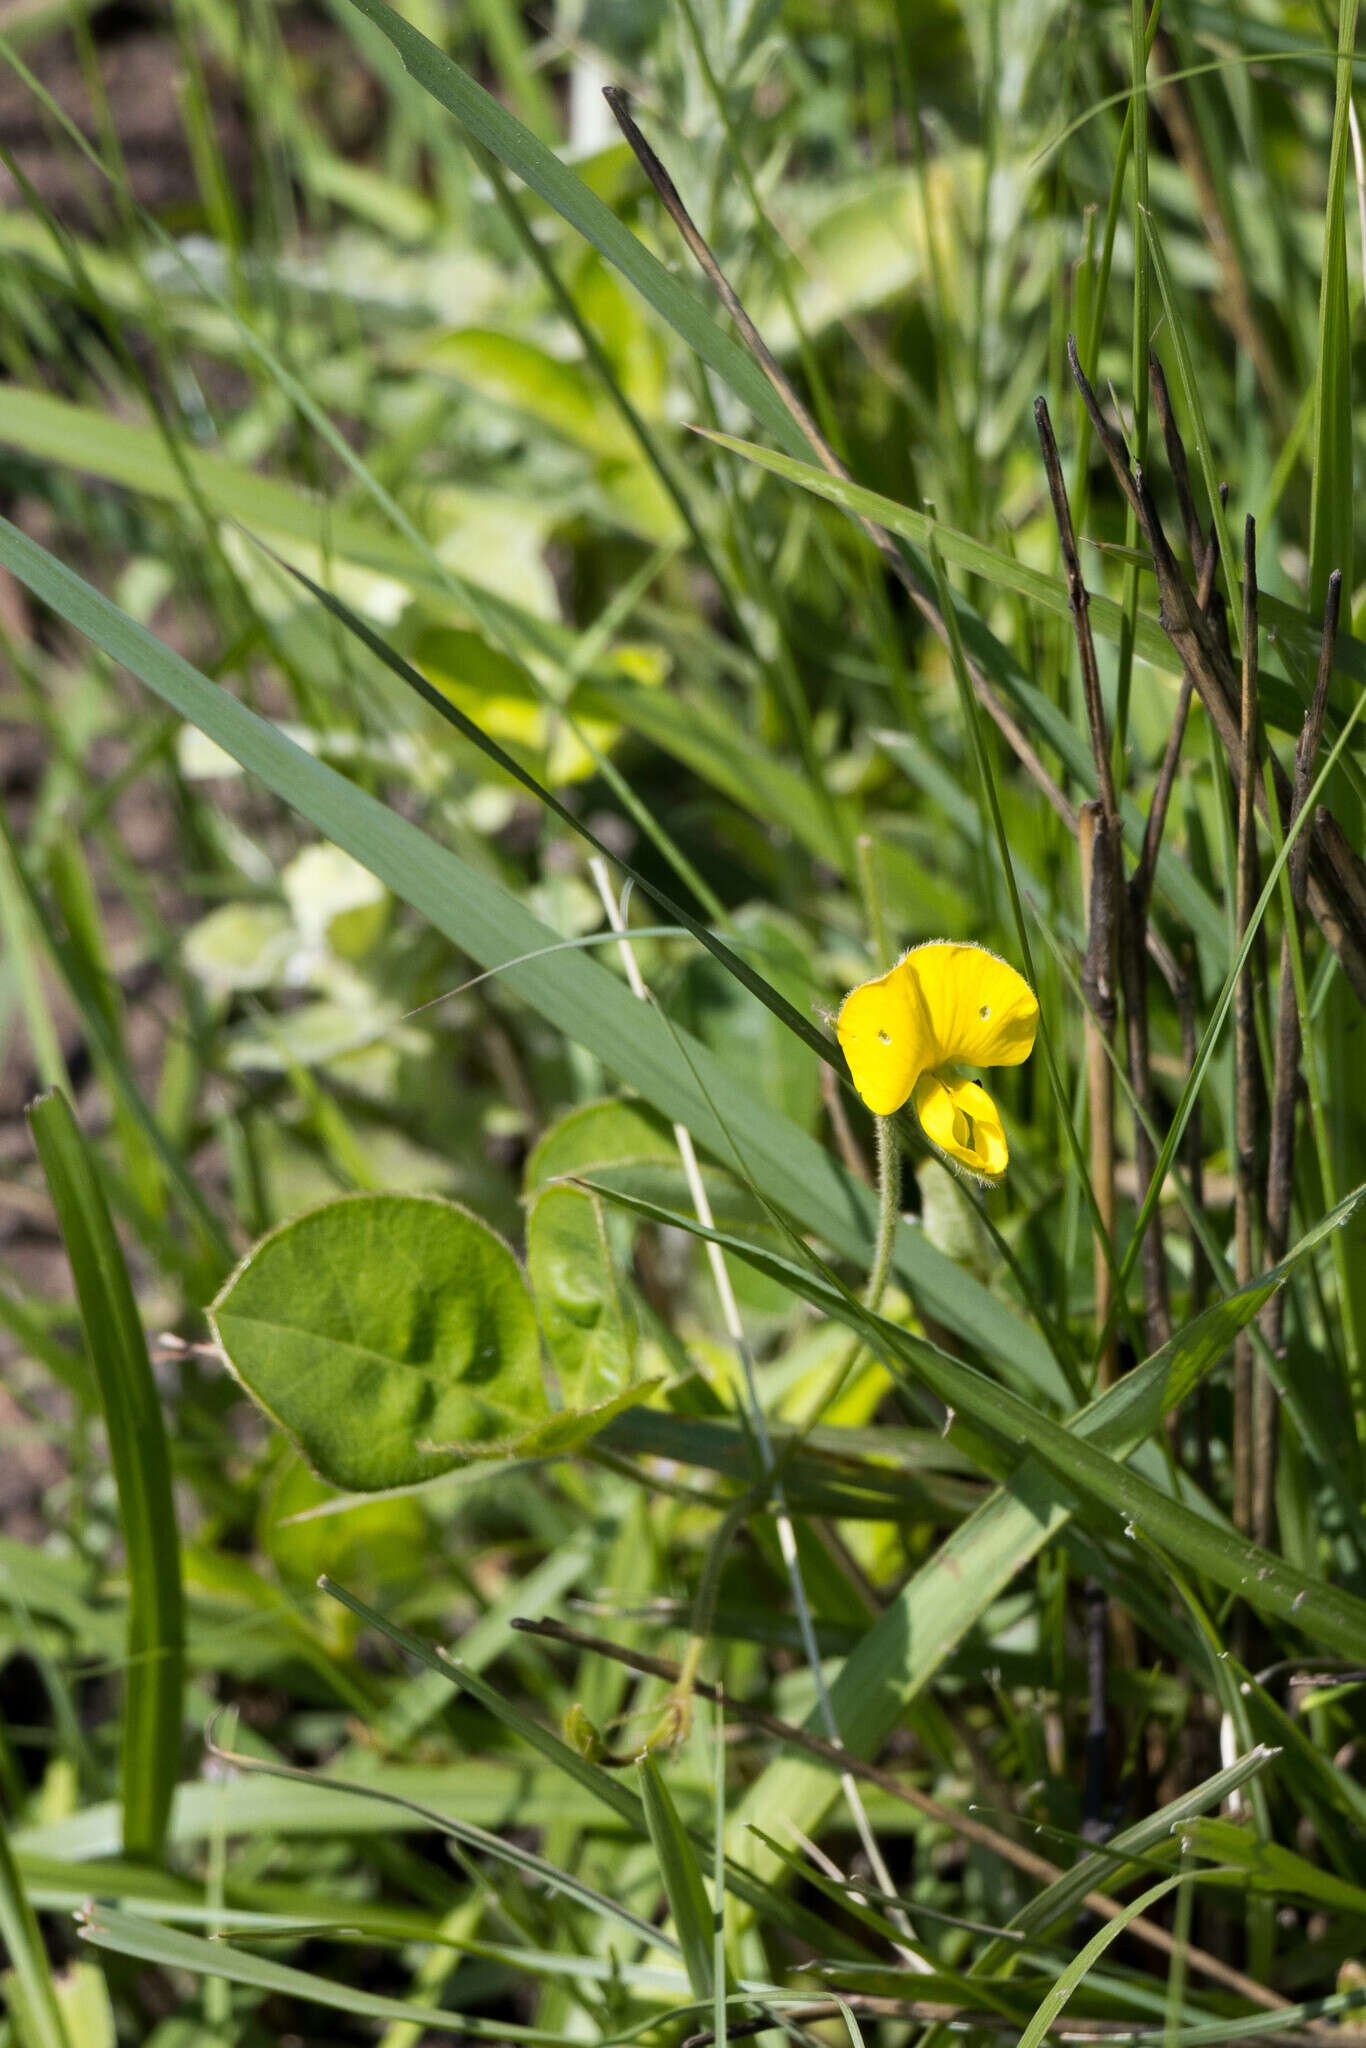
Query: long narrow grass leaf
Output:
[[26, 1089, 183, 1864], [0, 512, 1057, 1386]]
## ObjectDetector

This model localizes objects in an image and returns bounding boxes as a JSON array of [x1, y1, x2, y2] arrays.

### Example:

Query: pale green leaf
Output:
[[526, 1185, 638, 1409], [210, 1194, 545, 1489]]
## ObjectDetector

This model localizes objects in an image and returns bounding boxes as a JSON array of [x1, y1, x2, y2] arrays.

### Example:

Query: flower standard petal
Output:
[[903, 942, 1038, 1071], [913, 1071, 1010, 1179], [836, 956, 936, 1115]]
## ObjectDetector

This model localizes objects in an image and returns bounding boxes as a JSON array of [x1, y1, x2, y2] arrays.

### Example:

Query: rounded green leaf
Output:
[[210, 1194, 545, 1491], [524, 1097, 678, 1194]]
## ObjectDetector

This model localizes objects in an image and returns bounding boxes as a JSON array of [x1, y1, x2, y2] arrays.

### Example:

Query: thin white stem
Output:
[[588, 857, 921, 1958], [1350, 96, 1366, 321]]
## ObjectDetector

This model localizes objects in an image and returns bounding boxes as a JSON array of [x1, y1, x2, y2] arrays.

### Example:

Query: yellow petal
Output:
[[903, 942, 1038, 1071], [836, 958, 935, 1116], [913, 1070, 1010, 1179]]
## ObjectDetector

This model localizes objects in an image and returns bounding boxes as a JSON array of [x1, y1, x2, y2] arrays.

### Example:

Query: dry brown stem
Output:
[[1068, 337, 1366, 1006], [1256, 572, 1342, 1543], [1233, 517, 1261, 1539], [1038, 393, 1171, 1348], [513, 1613, 1288, 2013], [1080, 802, 1119, 1389]]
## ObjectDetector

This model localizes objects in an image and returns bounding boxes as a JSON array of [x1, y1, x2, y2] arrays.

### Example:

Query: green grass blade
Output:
[[0, 810, 70, 1098], [1013, 1746, 1275, 1934], [76, 1906, 567, 2043], [1140, 209, 1240, 645], [0, 804, 230, 1277], [696, 423, 1327, 737], [0, 1806, 71, 2048], [584, 1177, 1366, 1631], [1308, 0, 1359, 612], [339, 0, 811, 463], [317, 1579, 862, 1960], [926, 531, 1118, 1360], [287, 559, 834, 1066], [0, 510, 1057, 1387], [608, 1185, 1355, 1897], [638, 1757, 716, 2000], [25, 1089, 184, 1865], [1015, 1873, 1186, 2048], [198, 1729, 674, 1951], [1103, 682, 1366, 1335]]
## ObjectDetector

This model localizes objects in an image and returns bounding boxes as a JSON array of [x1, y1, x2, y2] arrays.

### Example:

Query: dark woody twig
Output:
[[1036, 397, 1119, 832], [1233, 516, 1262, 1540], [1256, 572, 1342, 1545], [1038, 393, 1121, 1380], [1290, 579, 1340, 995], [1068, 337, 1366, 1007], [1117, 922, 1173, 1349], [511, 1614, 1287, 2012], [1139, 672, 1194, 901], [1135, 506, 1224, 911], [1122, 508, 1223, 1384], [1148, 346, 1207, 576], [1037, 395, 1170, 1353], [1118, 508, 1224, 1366], [1079, 802, 1120, 1390], [1177, 954, 1213, 1487]]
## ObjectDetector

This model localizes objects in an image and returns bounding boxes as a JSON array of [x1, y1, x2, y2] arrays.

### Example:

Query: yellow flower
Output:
[[836, 941, 1038, 1179]]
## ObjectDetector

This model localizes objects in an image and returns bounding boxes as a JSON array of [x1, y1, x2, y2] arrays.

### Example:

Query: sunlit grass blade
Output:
[[196, 1722, 674, 1951], [692, 425, 1346, 744], [624, 1187, 1356, 1897], [285, 558, 834, 1066], [580, 1176, 1366, 1646], [0, 1807, 71, 2048], [339, 0, 809, 462], [969, 1748, 1280, 2016], [76, 1906, 567, 2043], [26, 1089, 184, 1865], [1014, 1872, 1188, 2048], [317, 1577, 863, 1960], [0, 510, 1055, 1381], [639, 1756, 717, 2000], [1308, 0, 1359, 613]]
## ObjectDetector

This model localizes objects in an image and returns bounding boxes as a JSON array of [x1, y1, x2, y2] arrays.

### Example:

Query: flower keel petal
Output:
[[913, 1071, 1010, 1180]]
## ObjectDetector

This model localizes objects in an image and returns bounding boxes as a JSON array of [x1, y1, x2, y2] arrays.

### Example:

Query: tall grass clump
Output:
[[2, 2, 1366, 2043]]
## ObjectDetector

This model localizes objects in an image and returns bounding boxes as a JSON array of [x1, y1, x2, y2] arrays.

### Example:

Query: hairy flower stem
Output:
[[867, 1114, 902, 1309], [586, 861, 913, 1944]]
